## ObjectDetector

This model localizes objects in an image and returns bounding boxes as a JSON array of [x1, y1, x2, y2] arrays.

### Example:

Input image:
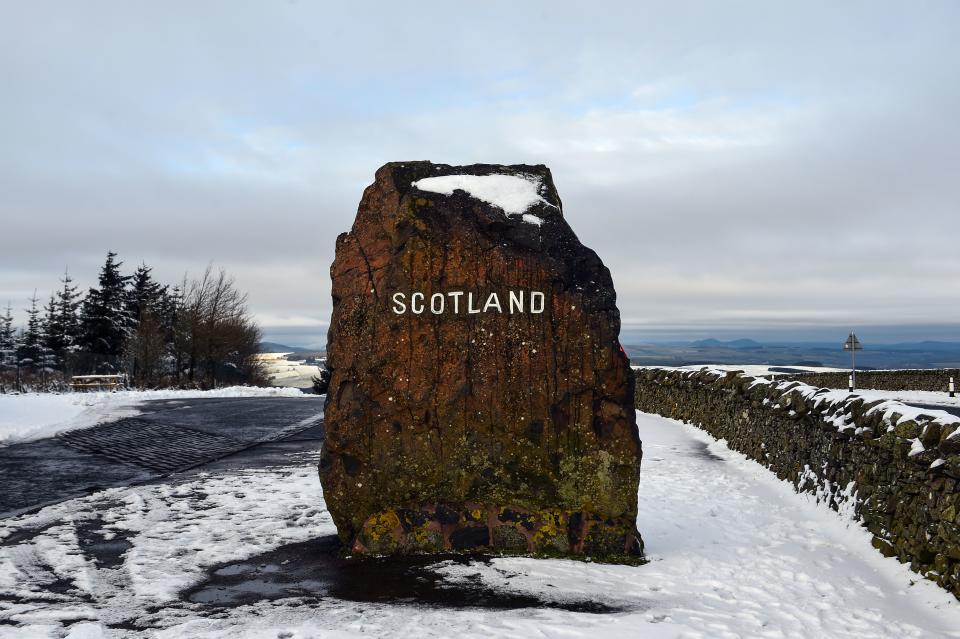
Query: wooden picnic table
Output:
[[69, 374, 127, 392]]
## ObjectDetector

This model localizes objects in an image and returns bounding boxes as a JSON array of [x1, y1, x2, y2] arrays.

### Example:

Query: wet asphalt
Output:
[[0, 396, 325, 519]]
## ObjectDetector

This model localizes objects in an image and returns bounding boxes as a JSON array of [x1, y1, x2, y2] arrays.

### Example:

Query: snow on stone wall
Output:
[[635, 367, 960, 600], [774, 368, 960, 393]]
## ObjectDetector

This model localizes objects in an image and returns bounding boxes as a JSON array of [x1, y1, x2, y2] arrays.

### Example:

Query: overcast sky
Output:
[[2, 2, 958, 347]]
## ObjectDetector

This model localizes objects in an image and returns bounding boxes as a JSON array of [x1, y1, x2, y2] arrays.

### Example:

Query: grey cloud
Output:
[[1, 2, 958, 342]]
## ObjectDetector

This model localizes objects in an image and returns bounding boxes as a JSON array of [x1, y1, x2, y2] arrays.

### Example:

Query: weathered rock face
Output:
[[320, 161, 642, 561]]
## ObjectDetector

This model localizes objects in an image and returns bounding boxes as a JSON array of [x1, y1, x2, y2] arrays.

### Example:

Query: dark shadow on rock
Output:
[[183, 535, 635, 613]]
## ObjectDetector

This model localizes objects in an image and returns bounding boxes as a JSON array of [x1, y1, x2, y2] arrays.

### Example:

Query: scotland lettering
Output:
[[390, 290, 545, 315]]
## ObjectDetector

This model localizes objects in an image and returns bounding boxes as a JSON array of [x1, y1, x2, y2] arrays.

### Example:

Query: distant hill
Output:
[[622, 339, 960, 369], [258, 342, 311, 353], [691, 338, 762, 349], [876, 341, 960, 352]]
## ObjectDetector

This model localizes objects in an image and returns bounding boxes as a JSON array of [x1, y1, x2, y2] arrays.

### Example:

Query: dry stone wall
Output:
[[634, 367, 960, 598]]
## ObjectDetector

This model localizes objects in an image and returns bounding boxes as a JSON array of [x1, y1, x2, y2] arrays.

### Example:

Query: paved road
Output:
[[0, 396, 325, 519]]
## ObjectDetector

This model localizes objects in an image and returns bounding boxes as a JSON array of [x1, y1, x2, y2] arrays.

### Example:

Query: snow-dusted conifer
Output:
[[160, 284, 181, 342], [46, 268, 82, 356], [17, 292, 45, 367], [0, 303, 16, 371], [40, 294, 60, 372], [124, 263, 171, 387], [81, 252, 133, 363], [127, 263, 167, 327]]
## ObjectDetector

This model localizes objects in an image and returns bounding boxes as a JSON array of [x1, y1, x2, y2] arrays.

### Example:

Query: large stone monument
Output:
[[320, 162, 642, 562]]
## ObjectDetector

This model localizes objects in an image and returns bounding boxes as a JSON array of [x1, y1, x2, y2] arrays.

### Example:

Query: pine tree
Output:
[[17, 292, 44, 367], [81, 252, 133, 365], [166, 284, 184, 383], [46, 269, 82, 356], [124, 263, 170, 386], [43, 293, 56, 348], [161, 284, 181, 343], [41, 294, 60, 372], [127, 263, 167, 327], [0, 303, 16, 371]]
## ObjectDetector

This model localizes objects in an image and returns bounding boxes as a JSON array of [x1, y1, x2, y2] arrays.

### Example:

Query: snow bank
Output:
[[760, 375, 960, 430], [412, 173, 553, 223], [111, 465, 328, 601], [0, 386, 307, 446], [640, 365, 960, 431], [257, 352, 324, 389], [633, 363, 848, 376], [837, 389, 960, 409]]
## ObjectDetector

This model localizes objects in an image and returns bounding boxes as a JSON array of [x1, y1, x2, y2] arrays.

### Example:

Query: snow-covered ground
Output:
[[0, 386, 307, 446], [829, 389, 960, 409], [684, 367, 960, 409], [634, 364, 848, 376], [684, 363, 848, 375], [637, 364, 960, 413], [771, 386, 960, 426], [2, 411, 958, 638], [257, 352, 324, 389]]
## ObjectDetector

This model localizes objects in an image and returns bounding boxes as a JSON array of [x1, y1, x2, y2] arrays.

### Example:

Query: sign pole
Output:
[[843, 332, 863, 392], [852, 343, 856, 389]]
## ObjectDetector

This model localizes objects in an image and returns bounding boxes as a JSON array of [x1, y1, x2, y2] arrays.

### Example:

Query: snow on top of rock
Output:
[[412, 173, 553, 224]]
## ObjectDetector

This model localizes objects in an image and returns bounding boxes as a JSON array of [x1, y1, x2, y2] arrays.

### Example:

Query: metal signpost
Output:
[[843, 332, 863, 391]]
